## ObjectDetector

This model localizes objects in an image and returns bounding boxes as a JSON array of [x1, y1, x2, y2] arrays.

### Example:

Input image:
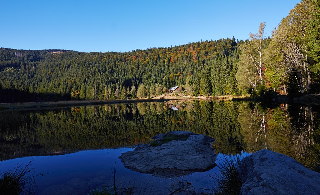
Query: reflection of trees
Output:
[[0, 101, 245, 160], [238, 102, 268, 152], [238, 102, 320, 168], [266, 106, 292, 155], [211, 101, 243, 155], [1, 101, 319, 168], [137, 102, 148, 115], [239, 103, 293, 154], [164, 100, 244, 155], [288, 105, 318, 168]]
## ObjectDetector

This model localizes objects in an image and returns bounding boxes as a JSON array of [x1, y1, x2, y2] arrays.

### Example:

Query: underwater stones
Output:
[[119, 131, 216, 178], [240, 149, 320, 195]]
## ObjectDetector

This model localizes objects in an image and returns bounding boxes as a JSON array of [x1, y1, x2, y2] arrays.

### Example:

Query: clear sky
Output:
[[0, 0, 301, 53]]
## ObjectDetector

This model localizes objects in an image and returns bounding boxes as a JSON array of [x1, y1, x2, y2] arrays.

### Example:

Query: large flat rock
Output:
[[119, 131, 217, 178], [240, 149, 320, 195]]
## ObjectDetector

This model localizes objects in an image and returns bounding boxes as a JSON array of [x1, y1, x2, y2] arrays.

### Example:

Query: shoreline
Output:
[[2, 94, 320, 111], [0, 95, 250, 111]]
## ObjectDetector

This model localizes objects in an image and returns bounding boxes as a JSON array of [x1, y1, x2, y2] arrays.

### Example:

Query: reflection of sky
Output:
[[0, 149, 250, 194], [0, 148, 135, 194]]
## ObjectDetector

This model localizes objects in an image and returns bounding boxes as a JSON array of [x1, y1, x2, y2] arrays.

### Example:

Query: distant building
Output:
[[168, 104, 180, 111], [169, 86, 179, 92], [171, 106, 179, 111]]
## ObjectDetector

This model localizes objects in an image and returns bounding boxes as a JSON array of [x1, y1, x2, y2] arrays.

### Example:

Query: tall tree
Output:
[[306, 0, 320, 92], [265, 0, 318, 94], [236, 22, 266, 94], [137, 83, 147, 98], [200, 67, 212, 95]]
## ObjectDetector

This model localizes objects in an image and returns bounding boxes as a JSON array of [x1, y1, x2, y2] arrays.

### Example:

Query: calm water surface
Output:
[[0, 100, 319, 194]]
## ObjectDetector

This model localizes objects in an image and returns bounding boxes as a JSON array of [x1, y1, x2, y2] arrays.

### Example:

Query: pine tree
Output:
[[200, 67, 212, 96]]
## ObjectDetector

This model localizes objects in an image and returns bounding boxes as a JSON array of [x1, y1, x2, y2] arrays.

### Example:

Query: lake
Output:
[[0, 100, 319, 194]]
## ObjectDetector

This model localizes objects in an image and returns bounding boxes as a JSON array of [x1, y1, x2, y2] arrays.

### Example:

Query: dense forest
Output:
[[0, 0, 319, 103], [0, 38, 241, 102]]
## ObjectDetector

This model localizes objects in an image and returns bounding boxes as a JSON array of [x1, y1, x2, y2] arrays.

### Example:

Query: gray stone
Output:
[[240, 149, 320, 195], [119, 131, 217, 178]]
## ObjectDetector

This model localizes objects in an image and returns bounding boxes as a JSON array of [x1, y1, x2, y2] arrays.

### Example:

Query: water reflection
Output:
[[0, 101, 320, 194], [238, 102, 320, 168]]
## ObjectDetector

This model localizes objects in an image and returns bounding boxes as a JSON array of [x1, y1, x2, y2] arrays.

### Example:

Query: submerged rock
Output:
[[240, 149, 320, 195], [119, 131, 217, 178]]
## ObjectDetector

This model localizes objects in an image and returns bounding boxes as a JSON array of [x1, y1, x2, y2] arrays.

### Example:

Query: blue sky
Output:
[[0, 0, 301, 53]]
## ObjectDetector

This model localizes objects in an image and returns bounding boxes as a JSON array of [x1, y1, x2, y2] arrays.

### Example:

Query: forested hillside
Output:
[[0, 0, 319, 103], [0, 38, 242, 102]]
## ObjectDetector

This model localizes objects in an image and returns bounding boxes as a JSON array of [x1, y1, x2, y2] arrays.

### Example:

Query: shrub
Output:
[[213, 155, 242, 195], [0, 161, 36, 195]]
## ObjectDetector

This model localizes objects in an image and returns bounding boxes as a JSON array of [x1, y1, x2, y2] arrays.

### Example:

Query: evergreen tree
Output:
[[120, 87, 127, 99], [200, 67, 212, 95]]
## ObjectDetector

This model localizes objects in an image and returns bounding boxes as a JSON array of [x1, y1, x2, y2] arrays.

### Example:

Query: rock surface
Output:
[[119, 131, 216, 178], [240, 149, 320, 195]]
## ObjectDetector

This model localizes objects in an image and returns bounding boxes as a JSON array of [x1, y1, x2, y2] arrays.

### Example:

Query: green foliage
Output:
[[0, 1, 320, 99], [0, 38, 240, 103], [136, 83, 147, 98], [264, 0, 319, 94], [214, 155, 242, 195], [193, 76, 200, 96], [200, 67, 212, 96], [306, 0, 320, 73], [236, 22, 268, 95]]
